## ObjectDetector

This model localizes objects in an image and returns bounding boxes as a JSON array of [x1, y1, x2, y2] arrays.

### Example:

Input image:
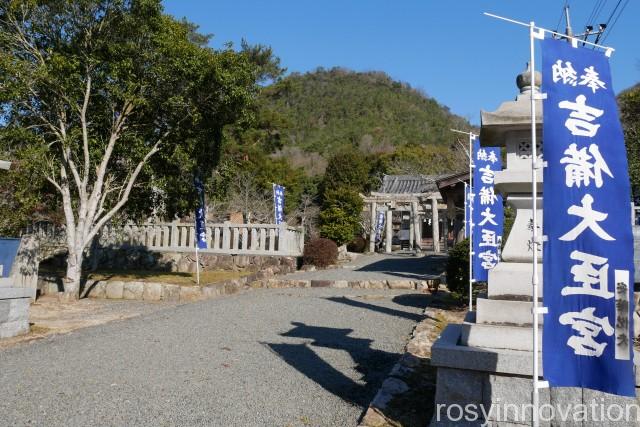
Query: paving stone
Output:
[[105, 281, 124, 299], [123, 282, 144, 300], [86, 281, 106, 298], [142, 283, 163, 301], [332, 280, 348, 288], [310, 280, 332, 288], [179, 286, 203, 302], [387, 280, 415, 290], [161, 284, 180, 302]]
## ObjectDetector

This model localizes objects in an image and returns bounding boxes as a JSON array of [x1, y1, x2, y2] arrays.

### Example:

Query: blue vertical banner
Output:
[[471, 144, 503, 282], [542, 38, 635, 396], [194, 176, 207, 249], [375, 211, 385, 242], [273, 184, 286, 225]]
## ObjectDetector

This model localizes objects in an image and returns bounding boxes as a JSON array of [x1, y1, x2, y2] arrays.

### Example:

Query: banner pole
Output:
[[529, 20, 541, 427], [468, 132, 475, 312], [195, 245, 200, 286], [463, 181, 468, 239]]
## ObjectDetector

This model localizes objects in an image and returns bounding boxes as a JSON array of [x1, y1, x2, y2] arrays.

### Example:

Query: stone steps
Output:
[[487, 262, 543, 300], [475, 298, 541, 326], [460, 321, 540, 352]]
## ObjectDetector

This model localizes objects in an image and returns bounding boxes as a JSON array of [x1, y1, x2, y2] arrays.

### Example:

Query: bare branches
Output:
[[85, 135, 165, 244]]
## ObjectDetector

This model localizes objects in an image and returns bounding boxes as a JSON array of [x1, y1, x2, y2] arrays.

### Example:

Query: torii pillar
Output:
[[431, 196, 440, 253]]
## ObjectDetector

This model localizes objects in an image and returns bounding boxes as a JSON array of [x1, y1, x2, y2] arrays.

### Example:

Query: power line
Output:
[[585, 0, 605, 27], [603, 0, 623, 27], [555, 0, 569, 34], [600, 0, 630, 44], [592, 0, 608, 23]]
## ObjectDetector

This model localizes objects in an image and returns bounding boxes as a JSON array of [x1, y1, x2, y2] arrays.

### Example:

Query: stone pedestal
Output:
[[0, 287, 34, 338]]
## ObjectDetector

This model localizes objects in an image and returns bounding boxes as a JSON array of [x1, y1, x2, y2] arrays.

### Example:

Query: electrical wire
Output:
[[600, 0, 630, 44], [585, 0, 605, 27], [555, 0, 569, 34]]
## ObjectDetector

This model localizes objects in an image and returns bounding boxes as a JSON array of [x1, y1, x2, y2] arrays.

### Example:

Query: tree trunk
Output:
[[61, 249, 83, 302]]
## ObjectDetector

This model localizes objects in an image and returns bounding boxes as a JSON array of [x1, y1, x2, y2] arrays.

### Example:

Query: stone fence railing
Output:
[[25, 221, 305, 257]]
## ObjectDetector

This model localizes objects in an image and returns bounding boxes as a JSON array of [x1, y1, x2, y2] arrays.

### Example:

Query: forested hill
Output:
[[260, 68, 471, 155]]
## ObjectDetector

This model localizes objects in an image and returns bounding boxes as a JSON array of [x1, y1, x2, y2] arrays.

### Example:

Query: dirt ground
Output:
[[0, 296, 178, 350]]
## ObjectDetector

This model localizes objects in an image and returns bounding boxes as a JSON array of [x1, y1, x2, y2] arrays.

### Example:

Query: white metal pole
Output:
[[463, 181, 468, 238], [195, 245, 200, 285], [468, 132, 474, 312], [529, 21, 541, 427]]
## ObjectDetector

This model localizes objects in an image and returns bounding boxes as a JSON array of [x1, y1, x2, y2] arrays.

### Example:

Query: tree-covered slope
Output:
[[260, 67, 471, 155]]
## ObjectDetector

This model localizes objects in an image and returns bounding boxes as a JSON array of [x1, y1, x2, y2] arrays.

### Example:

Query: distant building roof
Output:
[[376, 174, 443, 195]]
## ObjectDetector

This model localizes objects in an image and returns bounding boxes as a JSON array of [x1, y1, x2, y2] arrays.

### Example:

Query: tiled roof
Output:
[[377, 175, 443, 194]]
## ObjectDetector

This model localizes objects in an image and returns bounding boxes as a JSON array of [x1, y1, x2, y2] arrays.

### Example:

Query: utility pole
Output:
[[564, 4, 607, 46], [564, 4, 573, 38]]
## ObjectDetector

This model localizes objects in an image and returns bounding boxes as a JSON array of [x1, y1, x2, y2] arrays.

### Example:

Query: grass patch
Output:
[[87, 270, 252, 286]]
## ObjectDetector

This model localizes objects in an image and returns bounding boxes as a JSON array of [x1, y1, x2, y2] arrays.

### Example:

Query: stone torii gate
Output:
[[362, 175, 447, 253]]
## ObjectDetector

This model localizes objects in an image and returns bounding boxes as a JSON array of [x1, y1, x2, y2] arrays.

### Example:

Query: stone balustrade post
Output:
[[170, 220, 178, 247]]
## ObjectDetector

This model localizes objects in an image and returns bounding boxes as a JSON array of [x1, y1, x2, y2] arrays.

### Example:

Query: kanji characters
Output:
[[476, 149, 487, 161], [478, 186, 498, 206], [561, 250, 612, 299], [579, 66, 606, 93], [552, 60, 578, 86], [558, 95, 604, 138], [478, 207, 497, 226], [479, 165, 495, 185], [479, 229, 499, 248], [559, 194, 614, 241], [560, 143, 613, 188], [487, 151, 498, 164], [559, 307, 614, 357], [478, 250, 498, 270]]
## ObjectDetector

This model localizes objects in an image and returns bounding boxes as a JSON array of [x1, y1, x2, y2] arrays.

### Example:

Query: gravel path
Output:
[[283, 252, 448, 282], [0, 288, 429, 427]]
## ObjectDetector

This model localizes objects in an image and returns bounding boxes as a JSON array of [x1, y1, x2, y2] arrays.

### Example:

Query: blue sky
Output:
[[163, 0, 639, 125]]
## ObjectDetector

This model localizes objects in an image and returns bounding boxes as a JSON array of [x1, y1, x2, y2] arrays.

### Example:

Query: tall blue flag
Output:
[[194, 176, 207, 249], [375, 211, 385, 243], [471, 143, 503, 282], [273, 184, 285, 225], [542, 38, 635, 396]]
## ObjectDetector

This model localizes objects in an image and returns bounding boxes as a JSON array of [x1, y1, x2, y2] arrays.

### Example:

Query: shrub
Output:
[[445, 238, 469, 296], [347, 236, 366, 253], [303, 237, 338, 267], [319, 187, 363, 246], [319, 207, 360, 246]]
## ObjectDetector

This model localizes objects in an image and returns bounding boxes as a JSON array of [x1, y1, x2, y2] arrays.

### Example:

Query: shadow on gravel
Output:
[[391, 293, 431, 310], [265, 322, 399, 408], [324, 296, 433, 322], [355, 254, 448, 280]]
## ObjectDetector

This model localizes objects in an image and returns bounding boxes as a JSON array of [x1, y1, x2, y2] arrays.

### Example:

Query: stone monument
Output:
[[431, 66, 640, 426]]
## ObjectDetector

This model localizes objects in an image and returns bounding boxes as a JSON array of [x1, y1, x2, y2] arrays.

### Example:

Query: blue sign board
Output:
[[542, 38, 635, 396], [194, 176, 207, 249], [273, 184, 285, 225], [375, 211, 385, 243], [471, 143, 503, 282], [0, 238, 20, 278]]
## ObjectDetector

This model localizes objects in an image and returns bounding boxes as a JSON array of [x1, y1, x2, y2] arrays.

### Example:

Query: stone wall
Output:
[[86, 246, 298, 274]]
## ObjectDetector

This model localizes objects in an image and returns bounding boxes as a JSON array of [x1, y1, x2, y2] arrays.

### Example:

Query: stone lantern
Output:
[[430, 65, 640, 425]]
